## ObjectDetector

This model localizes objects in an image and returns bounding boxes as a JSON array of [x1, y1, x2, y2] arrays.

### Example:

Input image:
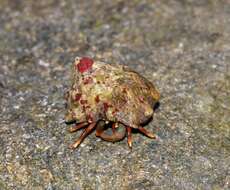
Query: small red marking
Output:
[[103, 102, 112, 112], [76, 57, 94, 73], [112, 108, 119, 115], [138, 96, 145, 103], [80, 99, 87, 104], [83, 77, 93, 85], [95, 95, 100, 103], [86, 114, 93, 123], [75, 93, 82, 101]]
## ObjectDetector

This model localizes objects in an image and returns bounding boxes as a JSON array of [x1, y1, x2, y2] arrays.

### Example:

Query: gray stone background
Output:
[[0, 0, 229, 189]]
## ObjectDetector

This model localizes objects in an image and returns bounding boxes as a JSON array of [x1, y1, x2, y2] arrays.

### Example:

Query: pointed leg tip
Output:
[[69, 142, 80, 149], [126, 126, 132, 149], [149, 134, 156, 139], [138, 127, 156, 139], [128, 142, 132, 149], [68, 127, 75, 133]]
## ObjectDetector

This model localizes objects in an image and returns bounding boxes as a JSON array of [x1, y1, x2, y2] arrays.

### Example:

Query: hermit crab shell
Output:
[[65, 57, 160, 148], [65, 57, 160, 126]]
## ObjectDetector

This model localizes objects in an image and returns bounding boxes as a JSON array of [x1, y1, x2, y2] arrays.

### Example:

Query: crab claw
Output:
[[96, 122, 126, 142]]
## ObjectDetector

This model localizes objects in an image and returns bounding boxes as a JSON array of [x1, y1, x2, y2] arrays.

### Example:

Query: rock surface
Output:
[[0, 0, 229, 189]]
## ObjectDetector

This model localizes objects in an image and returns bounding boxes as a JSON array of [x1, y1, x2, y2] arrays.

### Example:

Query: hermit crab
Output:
[[65, 57, 160, 149]]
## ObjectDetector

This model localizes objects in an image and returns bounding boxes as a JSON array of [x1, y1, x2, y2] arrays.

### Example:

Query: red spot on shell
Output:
[[76, 57, 94, 73], [95, 95, 100, 103], [112, 108, 119, 115], [83, 77, 93, 85], [138, 96, 145, 103], [80, 99, 87, 104], [86, 114, 94, 123], [103, 102, 112, 112], [75, 93, 82, 101]]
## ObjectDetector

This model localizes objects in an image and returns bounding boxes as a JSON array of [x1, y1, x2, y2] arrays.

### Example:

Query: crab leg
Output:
[[69, 122, 96, 149], [95, 120, 105, 137], [138, 127, 155, 139], [127, 126, 132, 148], [68, 122, 88, 133], [96, 122, 126, 142]]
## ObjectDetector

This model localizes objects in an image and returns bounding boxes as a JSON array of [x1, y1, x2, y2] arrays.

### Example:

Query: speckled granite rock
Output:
[[0, 0, 229, 189]]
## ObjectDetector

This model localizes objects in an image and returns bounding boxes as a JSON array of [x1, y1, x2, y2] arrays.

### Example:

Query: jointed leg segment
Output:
[[68, 122, 88, 133], [138, 126, 155, 139], [68, 121, 156, 149], [69, 122, 96, 149]]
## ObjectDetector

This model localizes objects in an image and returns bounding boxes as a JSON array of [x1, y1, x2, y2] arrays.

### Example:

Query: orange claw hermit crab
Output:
[[65, 57, 160, 149]]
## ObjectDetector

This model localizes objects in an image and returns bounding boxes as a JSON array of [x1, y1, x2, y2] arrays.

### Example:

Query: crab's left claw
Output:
[[96, 122, 126, 142]]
